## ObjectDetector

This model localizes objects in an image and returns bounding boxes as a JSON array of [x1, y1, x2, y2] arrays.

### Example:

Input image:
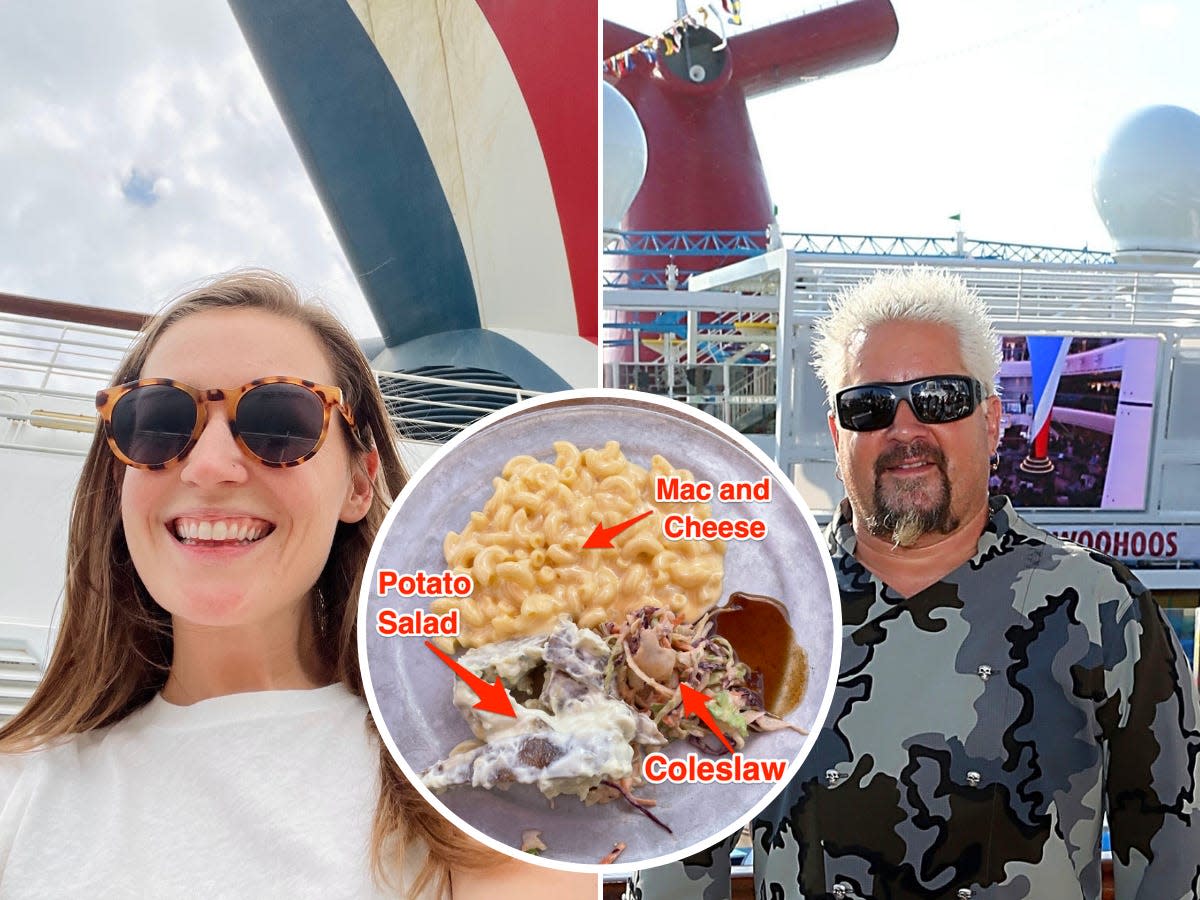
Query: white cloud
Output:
[[0, 1, 376, 336]]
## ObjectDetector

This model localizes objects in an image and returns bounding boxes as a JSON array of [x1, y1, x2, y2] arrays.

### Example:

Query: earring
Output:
[[834, 463, 843, 483], [314, 587, 329, 638]]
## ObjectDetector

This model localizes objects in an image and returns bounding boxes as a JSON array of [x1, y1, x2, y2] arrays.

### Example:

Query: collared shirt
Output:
[[629, 497, 1200, 900]]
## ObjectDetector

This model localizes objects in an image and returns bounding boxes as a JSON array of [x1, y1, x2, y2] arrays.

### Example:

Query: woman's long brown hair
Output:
[[0, 270, 497, 896]]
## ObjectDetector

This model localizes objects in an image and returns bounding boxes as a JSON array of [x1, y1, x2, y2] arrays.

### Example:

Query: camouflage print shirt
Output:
[[629, 496, 1200, 900]]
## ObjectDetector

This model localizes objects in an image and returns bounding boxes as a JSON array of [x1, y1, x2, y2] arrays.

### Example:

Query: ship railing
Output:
[[783, 233, 1114, 265], [604, 358, 776, 433], [0, 312, 131, 392], [606, 253, 1200, 555], [606, 230, 769, 256], [0, 308, 131, 455], [606, 253, 1200, 365], [374, 369, 534, 405], [602, 312, 778, 368], [0, 302, 540, 457], [659, 251, 1200, 331], [375, 370, 541, 444], [776, 259, 1200, 328], [602, 230, 1116, 288]]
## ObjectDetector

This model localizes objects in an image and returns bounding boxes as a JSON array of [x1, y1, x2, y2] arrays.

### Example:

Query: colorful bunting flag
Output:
[[602, 2, 745, 78]]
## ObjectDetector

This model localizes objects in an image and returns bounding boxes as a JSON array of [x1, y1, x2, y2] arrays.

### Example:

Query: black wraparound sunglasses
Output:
[[835, 375, 984, 432]]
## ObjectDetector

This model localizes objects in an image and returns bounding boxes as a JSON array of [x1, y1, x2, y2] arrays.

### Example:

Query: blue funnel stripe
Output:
[[227, 0, 479, 347]]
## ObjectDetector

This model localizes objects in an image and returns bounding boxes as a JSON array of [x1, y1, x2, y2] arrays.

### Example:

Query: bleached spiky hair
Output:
[[811, 266, 1001, 408]]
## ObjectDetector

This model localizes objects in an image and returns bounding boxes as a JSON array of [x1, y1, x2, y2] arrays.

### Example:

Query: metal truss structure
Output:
[[603, 230, 1116, 288]]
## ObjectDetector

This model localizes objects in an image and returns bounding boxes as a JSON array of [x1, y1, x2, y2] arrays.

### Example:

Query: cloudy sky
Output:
[[2, 1, 1197, 341], [0, 2, 375, 334], [606, 0, 1200, 250]]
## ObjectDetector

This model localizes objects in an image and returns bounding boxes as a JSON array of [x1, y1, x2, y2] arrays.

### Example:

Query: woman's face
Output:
[[120, 308, 374, 631]]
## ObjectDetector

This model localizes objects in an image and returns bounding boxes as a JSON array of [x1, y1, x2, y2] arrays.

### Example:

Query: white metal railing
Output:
[[603, 250, 1200, 532], [604, 359, 776, 433], [376, 368, 534, 401], [786, 266, 1200, 325], [0, 309, 543, 456], [0, 314, 132, 393], [0, 313, 130, 456], [683, 252, 1200, 332]]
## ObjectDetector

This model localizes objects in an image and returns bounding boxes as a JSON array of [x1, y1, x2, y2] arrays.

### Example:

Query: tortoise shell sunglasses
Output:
[[95, 376, 356, 470]]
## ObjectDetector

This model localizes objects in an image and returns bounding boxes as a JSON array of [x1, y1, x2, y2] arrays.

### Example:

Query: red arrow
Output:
[[679, 683, 735, 754], [425, 641, 516, 718], [583, 509, 654, 549]]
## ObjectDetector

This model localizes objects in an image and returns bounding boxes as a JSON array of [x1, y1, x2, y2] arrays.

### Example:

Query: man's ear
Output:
[[828, 413, 841, 452], [340, 449, 380, 523], [984, 394, 1002, 455]]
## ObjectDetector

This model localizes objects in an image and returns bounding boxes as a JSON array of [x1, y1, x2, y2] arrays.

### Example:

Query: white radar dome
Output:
[[603, 82, 647, 232], [1093, 105, 1200, 261]]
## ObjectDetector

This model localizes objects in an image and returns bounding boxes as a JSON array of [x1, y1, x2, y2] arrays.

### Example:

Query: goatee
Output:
[[864, 440, 959, 548]]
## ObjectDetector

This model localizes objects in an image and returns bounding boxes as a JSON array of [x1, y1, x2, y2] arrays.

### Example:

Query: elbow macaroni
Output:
[[432, 441, 725, 648]]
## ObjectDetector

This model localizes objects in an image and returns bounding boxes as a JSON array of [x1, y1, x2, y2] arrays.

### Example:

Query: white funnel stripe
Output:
[[351, 1, 576, 335], [1031, 338, 1071, 436]]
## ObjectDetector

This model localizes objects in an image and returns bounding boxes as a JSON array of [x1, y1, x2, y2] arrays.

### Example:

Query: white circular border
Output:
[[357, 388, 843, 875]]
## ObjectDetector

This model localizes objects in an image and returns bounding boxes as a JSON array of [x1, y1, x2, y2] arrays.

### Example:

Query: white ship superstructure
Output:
[[604, 248, 1200, 665]]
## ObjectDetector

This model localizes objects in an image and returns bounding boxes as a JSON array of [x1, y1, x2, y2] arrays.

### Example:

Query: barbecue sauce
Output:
[[715, 591, 808, 717]]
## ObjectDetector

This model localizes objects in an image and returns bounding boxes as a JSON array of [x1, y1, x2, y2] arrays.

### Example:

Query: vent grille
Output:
[[377, 367, 525, 443], [0, 640, 45, 725]]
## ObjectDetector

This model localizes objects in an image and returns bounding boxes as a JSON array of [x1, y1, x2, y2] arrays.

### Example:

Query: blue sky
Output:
[[605, 0, 1200, 251]]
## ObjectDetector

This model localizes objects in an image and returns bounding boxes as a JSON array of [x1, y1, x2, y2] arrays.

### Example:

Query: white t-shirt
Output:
[[0, 684, 433, 899]]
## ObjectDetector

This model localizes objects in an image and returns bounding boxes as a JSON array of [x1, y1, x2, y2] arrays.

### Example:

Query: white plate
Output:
[[361, 389, 840, 871]]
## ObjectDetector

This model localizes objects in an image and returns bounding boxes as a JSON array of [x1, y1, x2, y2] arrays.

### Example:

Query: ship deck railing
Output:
[[603, 248, 1200, 554], [603, 230, 1118, 288], [0, 298, 536, 458]]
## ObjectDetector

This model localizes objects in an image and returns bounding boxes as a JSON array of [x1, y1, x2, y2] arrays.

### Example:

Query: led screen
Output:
[[991, 336, 1158, 510]]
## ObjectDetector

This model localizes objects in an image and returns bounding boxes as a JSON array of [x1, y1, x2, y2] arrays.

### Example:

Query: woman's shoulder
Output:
[[0, 729, 95, 836], [2, 683, 372, 788], [0, 695, 177, 791], [0, 714, 134, 792], [0, 742, 37, 800]]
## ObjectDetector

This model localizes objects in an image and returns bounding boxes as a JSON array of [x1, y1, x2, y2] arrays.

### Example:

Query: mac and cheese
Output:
[[432, 441, 725, 648]]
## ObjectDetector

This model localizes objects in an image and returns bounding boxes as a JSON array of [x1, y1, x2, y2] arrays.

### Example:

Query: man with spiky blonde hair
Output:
[[812, 266, 1002, 559], [630, 266, 1200, 899]]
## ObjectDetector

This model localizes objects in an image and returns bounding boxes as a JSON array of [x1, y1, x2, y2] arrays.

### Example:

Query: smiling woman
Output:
[[0, 271, 594, 899]]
